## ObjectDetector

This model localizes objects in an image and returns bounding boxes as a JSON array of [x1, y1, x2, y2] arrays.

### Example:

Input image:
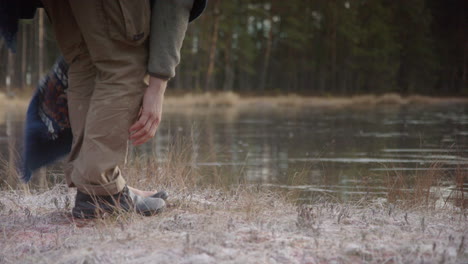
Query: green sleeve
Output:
[[147, 0, 194, 80]]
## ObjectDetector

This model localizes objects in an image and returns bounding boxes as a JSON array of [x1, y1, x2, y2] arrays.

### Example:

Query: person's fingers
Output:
[[130, 110, 160, 144], [130, 118, 153, 141], [129, 111, 149, 133], [132, 118, 160, 145], [132, 119, 159, 145]]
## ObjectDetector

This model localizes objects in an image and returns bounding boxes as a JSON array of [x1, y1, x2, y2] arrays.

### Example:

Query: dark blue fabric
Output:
[[22, 57, 72, 182], [22, 90, 72, 182]]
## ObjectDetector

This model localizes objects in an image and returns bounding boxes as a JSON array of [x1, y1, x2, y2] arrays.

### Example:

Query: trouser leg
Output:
[[41, 0, 95, 188], [64, 53, 96, 188], [42, 0, 149, 195]]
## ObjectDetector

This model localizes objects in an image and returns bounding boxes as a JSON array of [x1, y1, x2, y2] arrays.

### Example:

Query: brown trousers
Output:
[[42, 0, 150, 195]]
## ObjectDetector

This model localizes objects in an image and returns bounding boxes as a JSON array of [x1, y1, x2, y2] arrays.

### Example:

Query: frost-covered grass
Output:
[[0, 183, 466, 264], [1, 153, 467, 264]]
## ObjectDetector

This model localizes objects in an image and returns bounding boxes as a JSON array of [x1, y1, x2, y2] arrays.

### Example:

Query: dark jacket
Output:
[[1, 0, 207, 78], [148, 0, 207, 79]]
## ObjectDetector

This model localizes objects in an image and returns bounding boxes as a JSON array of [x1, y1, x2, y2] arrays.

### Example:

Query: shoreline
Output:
[[164, 92, 468, 109], [0, 185, 466, 263], [3, 92, 467, 124], [2, 91, 468, 109]]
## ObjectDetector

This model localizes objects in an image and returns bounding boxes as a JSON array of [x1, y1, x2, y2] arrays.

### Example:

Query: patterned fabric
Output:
[[22, 57, 72, 182], [37, 57, 70, 139]]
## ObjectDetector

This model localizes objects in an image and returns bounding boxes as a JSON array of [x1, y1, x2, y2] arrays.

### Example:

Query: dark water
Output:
[[1, 103, 467, 200]]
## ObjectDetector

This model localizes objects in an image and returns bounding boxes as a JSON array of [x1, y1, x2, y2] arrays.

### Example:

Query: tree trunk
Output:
[[259, 15, 273, 93], [329, 0, 337, 92], [223, 34, 234, 91], [6, 51, 15, 96], [204, 0, 220, 91], [38, 9, 45, 78]]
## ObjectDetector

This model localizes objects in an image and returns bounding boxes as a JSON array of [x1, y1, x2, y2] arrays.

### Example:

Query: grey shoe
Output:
[[128, 188, 166, 216], [72, 186, 165, 219], [151, 190, 169, 200]]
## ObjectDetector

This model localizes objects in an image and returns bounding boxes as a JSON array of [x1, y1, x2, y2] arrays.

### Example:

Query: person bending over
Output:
[[40, 0, 205, 218]]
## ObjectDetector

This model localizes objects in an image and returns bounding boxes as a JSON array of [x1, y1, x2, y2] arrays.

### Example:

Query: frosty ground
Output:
[[0, 185, 466, 264]]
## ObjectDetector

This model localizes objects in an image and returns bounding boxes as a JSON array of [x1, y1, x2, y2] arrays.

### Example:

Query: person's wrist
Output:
[[148, 76, 167, 94]]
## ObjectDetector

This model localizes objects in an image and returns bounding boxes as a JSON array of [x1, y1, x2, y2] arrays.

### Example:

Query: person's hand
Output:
[[129, 76, 167, 146]]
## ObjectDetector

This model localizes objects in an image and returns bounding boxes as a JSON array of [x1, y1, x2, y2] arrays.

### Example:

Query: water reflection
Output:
[[1, 103, 467, 202]]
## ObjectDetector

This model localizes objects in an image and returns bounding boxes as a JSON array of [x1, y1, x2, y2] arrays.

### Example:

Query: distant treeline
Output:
[[1, 0, 466, 95]]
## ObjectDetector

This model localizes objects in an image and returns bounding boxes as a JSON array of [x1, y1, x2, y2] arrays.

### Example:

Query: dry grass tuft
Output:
[[124, 137, 203, 193], [444, 165, 468, 210], [384, 162, 446, 209]]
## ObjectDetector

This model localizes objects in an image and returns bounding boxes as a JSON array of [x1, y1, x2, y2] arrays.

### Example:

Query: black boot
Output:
[[72, 186, 165, 219]]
